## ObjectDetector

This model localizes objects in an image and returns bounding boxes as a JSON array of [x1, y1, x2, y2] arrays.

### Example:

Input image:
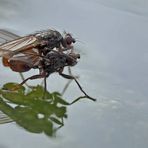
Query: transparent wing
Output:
[[0, 36, 37, 57], [0, 30, 38, 58], [0, 29, 20, 44], [10, 49, 41, 68]]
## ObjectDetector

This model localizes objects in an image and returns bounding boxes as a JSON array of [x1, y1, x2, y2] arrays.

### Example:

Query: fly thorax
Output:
[[36, 29, 63, 49]]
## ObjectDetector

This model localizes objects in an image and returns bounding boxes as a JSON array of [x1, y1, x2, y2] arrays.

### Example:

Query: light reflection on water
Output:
[[0, 0, 148, 148]]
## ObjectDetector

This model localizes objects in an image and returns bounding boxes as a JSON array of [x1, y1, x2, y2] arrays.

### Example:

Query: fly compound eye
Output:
[[66, 36, 73, 45], [65, 34, 75, 45]]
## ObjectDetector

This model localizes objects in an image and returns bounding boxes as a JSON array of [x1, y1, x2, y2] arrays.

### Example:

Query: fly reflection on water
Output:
[[0, 29, 96, 136]]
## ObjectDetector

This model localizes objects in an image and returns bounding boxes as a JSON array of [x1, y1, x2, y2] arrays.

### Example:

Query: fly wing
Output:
[[0, 30, 41, 69], [5, 49, 41, 72], [0, 36, 38, 58], [9, 48, 42, 69], [0, 30, 38, 58], [0, 29, 20, 44]]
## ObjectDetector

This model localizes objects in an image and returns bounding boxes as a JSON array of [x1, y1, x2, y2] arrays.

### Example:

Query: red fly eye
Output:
[[66, 36, 73, 45], [65, 34, 76, 45]]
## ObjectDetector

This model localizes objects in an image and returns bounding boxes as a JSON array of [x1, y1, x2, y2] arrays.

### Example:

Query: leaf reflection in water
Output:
[[0, 83, 71, 137]]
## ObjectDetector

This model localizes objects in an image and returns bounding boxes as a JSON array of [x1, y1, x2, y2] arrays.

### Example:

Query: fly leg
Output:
[[19, 72, 36, 88], [61, 67, 79, 95], [12, 74, 45, 91], [12, 73, 46, 91], [43, 76, 48, 99], [20, 73, 46, 86], [59, 72, 96, 103], [21, 73, 48, 99]]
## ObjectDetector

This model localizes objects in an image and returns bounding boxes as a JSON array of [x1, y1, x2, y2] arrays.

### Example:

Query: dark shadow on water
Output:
[[0, 82, 94, 137]]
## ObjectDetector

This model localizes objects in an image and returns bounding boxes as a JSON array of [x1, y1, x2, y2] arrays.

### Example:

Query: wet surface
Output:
[[0, 0, 148, 148]]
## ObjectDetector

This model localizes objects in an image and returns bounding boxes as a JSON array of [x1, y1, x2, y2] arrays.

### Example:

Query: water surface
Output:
[[0, 0, 148, 148]]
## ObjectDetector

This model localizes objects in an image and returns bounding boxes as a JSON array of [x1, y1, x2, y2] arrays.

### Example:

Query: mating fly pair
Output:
[[0, 29, 96, 102]]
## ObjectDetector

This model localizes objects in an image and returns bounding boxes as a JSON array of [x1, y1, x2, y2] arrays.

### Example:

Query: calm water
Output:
[[0, 0, 148, 148]]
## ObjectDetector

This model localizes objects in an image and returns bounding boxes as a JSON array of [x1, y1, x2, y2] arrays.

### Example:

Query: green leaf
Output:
[[2, 83, 25, 94], [55, 106, 67, 118], [55, 96, 70, 105], [2, 92, 28, 105], [0, 82, 71, 137], [49, 117, 63, 125], [26, 85, 52, 100]]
